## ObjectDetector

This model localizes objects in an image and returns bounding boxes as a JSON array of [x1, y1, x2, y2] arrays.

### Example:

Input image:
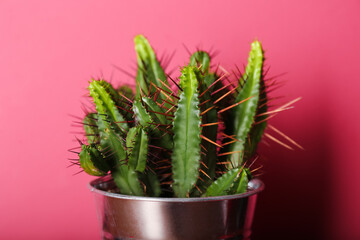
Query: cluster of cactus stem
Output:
[[75, 35, 270, 198]]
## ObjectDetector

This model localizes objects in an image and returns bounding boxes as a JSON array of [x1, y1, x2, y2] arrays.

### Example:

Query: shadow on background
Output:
[[251, 113, 331, 240]]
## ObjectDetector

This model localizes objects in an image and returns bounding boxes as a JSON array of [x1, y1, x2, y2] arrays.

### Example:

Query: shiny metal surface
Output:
[[89, 176, 264, 240]]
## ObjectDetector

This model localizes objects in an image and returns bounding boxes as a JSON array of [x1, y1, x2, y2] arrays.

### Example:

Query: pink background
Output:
[[1, 0, 359, 239]]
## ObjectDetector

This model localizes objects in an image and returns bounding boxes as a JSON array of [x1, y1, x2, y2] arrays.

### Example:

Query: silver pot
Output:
[[89, 176, 264, 240]]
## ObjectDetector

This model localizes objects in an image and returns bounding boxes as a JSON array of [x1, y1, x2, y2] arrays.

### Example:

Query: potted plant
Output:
[[71, 34, 298, 240]]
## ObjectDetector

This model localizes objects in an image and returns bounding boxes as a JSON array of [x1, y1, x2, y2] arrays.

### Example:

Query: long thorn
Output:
[[200, 135, 222, 148], [269, 125, 304, 150], [218, 96, 254, 113], [264, 133, 294, 150]]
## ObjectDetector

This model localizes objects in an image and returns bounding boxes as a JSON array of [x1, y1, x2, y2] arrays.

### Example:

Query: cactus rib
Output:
[[171, 66, 202, 197], [227, 41, 264, 167]]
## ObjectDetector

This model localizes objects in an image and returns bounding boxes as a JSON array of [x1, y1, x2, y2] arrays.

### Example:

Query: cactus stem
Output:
[[213, 88, 237, 104], [200, 106, 215, 116], [218, 96, 255, 114], [268, 125, 304, 150], [264, 133, 294, 150], [200, 134, 222, 148], [199, 74, 226, 98]]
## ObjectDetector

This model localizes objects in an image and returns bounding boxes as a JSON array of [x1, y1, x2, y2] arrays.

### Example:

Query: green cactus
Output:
[[171, 66, 202, 197], [222, 41, 265, 168], [72, 34, 295, 198]]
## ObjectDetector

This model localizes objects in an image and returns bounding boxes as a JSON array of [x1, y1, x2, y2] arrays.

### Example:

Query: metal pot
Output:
[[89, 176, 264, 240]]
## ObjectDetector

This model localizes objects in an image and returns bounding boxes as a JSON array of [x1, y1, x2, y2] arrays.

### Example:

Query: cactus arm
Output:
[[96, 118, 144, 196], [189, 51, 211, 73], [141, 97, 168, 125], [230, 168, 251, 194], [105, 83, 134, 124], [127, 127, 148, 173], [111, 168, 144, 196], [134, 34, 170, 98], [171, 66, 202, 197], [235, 170, 249, 193], [117, 85, 134, 100], [188, 51, 218, 196], [198, 87, 218, 180], [83, 113, 99, 144], [244, 78, 268, 160], [89, 81, 128, 164], [140, 170, 161, 197], [89, 80, 129, 134], [204, 168, 240, 197], [79, 144, 108, 176], [141, 96, 173, 150], [126, 127, 138, 155], [89, 80, 143, 196], [228, 41, 264, 167], [132, 99, 153, 128]]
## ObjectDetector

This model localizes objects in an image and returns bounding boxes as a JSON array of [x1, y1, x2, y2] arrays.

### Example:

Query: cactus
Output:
[[72, 34, 298, 198]]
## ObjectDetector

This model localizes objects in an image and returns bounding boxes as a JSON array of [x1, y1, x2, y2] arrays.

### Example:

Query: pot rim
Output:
[[88, 175, 264, 202]]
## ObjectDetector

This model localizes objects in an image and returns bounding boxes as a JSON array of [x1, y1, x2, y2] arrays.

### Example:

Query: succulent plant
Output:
[[72, 34, 298, 198]]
